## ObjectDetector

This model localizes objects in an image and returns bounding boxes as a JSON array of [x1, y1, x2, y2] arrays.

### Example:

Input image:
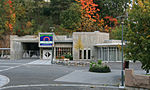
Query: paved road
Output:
[[0, 59, 146, 90]]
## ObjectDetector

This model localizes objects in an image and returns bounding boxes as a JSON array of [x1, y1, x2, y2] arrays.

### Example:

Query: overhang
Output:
[[94, 43, 125, 47]]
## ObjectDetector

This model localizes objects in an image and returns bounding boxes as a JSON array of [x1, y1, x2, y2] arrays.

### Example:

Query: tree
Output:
[[0, 0, 16, 48], [94, 0, 129, 27], [50, 0, 74, 25], [111, 25, 128, 40], [75, 0, 118, 32], [94, 0, 129, 18], [60, 3, 81, 31], [75, 0, 103, 32], [74, 36, 84, 59], [74, 36, 84, 50], [125, 0, 150, 73]]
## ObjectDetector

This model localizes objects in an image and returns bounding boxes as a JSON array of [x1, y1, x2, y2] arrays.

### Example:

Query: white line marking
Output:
[[0, 66, 10, 67], [0, 63, 23, 65], [0, 60, 38, 73], [0, 84, 119, 90]]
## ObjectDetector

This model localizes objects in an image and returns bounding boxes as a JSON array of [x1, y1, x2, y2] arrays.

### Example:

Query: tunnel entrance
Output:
[[22, 42, 40, 59]]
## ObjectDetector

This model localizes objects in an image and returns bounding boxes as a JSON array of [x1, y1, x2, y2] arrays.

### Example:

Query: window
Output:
[[56, 47, 72, 58], [88, 50, 91, 59], [79, 50, 82, 59], [84, 50, 86, 59]]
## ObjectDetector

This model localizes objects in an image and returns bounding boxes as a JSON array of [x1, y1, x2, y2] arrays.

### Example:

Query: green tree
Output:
[[111, 25, 128, 40], [60, 3, 81, 31], [94, 0, 129, 28], [94, 0, 129, 17], [50, 0, 74, 25], [125, 0, 150, 73]]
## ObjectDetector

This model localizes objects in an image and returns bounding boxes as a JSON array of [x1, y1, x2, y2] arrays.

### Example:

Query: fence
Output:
[[0, 48, 10, 59], [0, 49, 40, 59], [22, 50, 40, 59]]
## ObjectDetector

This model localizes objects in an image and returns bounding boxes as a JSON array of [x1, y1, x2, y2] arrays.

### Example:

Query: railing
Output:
[[0, 49, 40, 59], [0, 48, 10, 59], [22, 50, 40, 59]]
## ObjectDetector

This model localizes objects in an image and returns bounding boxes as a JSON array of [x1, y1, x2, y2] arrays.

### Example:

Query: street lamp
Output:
[[121, 19, 124, 87], [49, 27, 55, 64], [116, 15, 127, 88], [49, 27, 55, 32]]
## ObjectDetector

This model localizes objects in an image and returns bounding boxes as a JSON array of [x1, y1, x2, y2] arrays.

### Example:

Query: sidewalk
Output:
[[27, 60, 51, 65], [55, 69, 146, 86]]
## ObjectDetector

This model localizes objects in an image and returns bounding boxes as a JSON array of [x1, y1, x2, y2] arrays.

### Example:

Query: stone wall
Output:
[[125, 69, 150, 89]]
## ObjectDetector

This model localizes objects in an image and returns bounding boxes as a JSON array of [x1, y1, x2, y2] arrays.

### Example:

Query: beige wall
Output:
[[73, 32, 109, 60]]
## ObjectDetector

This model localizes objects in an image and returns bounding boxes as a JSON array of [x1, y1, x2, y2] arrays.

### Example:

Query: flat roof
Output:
[[55, 40, 73, 43], [94, 43, 125, 47]]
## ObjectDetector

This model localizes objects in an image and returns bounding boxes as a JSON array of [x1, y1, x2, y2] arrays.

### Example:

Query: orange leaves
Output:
[[104, 16, 117, 23], [76, 0, 103, 31], [8, 24, 13, 31], [76, 0, 118, 32], [104, 16, 118, 27], [77, 0, 100, 19], [97, 8, 100, 11], [4, 0, 16, 32]]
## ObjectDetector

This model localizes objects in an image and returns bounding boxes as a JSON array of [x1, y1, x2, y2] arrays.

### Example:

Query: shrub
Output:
[[89, 61, 111, 73], [69, 56, 73, 60], [64, 54, 73, 60], [90, 61, 96, 68], [98, 60, 102, 65], [64, 54, 70, 58]]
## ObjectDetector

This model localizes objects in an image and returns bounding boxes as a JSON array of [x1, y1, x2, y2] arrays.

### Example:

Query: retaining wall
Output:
[[125, 69, 150, 89]]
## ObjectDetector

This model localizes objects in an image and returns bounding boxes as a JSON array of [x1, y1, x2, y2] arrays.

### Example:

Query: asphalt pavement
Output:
[[0, 59, 146, 90]]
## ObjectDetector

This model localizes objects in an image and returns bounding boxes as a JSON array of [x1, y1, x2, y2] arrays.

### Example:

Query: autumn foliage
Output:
[[75, 0, 117, 32], [4, 0, 16, 32]]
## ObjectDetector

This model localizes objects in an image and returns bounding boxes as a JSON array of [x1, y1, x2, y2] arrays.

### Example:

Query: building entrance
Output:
[[22, 43, 40, 59]]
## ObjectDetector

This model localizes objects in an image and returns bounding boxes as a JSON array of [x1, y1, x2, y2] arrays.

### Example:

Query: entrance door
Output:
[[43, 50, 52, 60]]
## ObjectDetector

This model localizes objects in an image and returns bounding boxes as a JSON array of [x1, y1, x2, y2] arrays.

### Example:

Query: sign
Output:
[[39, 33, 54, 47], [43, 50, 52, 60]]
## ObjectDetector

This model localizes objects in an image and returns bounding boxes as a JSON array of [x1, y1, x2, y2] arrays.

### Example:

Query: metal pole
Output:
[[51, 47, 54, 64], [121, 22, 124, 86]]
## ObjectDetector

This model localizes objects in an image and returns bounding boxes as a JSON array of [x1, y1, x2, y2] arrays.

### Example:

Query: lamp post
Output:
[[121, 20, 124, 87], [49, 27, 55, 64], [116, 15, 127, 88]]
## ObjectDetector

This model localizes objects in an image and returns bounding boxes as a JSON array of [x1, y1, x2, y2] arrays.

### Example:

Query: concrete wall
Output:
[[10, 32, 109, 61], [10, 35, 23, 60], [125, 69, 150, 89], [10, 35, 39, 60], [10, 35, 73, 60], [73, 32, 109, 61]]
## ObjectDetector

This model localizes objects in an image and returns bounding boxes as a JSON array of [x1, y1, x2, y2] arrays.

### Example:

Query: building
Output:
[[10, 32, 124, 62]]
